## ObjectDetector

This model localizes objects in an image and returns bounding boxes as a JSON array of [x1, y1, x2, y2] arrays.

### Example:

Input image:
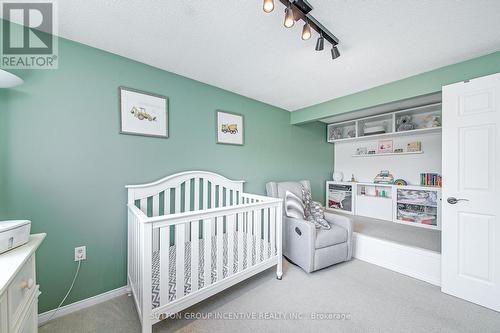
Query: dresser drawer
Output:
[[8, 255, 36, 329], [13, 287, 38, 333], [0, 294, 7, 333]]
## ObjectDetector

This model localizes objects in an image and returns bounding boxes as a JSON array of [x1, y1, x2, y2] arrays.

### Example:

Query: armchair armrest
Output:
[[324, 211, 354, 260], [283, 217, 316, 272]]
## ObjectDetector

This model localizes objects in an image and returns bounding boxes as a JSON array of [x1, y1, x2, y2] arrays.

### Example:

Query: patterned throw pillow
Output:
[[301, 187, 331, 230], [285, 191, 305, 219]]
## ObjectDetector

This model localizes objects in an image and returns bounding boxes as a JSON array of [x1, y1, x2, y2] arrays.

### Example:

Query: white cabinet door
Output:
[[441, 72, 500, 311]]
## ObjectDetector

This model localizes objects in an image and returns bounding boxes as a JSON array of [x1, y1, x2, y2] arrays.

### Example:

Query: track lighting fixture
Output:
[[315, 34, 324, 51], [331, 45, 341, 59], [283, 5, 294, 28], [301, 21, 311, 40], [264, 0, 341, 60], [263, 0, 274, 13]]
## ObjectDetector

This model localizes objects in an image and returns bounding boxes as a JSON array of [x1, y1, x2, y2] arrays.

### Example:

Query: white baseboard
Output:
[[353, 232, 441, 286], [38, 285, 129, 325]]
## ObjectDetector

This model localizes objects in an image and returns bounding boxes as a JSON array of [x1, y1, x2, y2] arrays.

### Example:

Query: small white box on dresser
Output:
[[0, 221, 31, 255]]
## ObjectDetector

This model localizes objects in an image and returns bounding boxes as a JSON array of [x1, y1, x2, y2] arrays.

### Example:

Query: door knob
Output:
[[447, 197, 469, 204]]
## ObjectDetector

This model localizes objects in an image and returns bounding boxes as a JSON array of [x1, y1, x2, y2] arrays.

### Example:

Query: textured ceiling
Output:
[[32, 1, 500, 110]]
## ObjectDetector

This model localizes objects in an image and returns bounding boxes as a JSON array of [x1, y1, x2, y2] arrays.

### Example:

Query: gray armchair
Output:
[[266, 180, 353, 273]]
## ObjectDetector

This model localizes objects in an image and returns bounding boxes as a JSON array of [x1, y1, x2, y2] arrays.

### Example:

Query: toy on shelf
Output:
[[374, 170, 394, 184], [364, 121, 387, 135], [356, 147, 367, 155], [332, 171, 343, 182], [407, 141, 422, 152], [396, 115, 415, 132], [394, 179, 408, 186], [330, 127, 343, 140], [422, 114, 441, 129]]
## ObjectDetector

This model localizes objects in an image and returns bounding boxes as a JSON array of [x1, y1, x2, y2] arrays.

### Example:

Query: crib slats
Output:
[[165, 189, 171, 214], [184, 180, 192, 240], [175, 185, 181, 214], [152, 195, 160, 251], [140, 198, 147, 215], [263, 208, 269, 259], [153, 195, 159, 216], [159, 226, 170, 306], [246, 211, 253, 268], [255, 209, 262, 263], [204, 219, 212, 287], [216, 216, 223, 280], [194, 178, 200, 211], [237, 212, 243, 273], [227, 214, 235, 276], [210, 182, 216, 208], [184, 179, 191, 212], [224, 188, 229, 207], [270, 206, 276, 256], [190, 220, 199, 292], [203, 179, 208, 209], [175, 224, 185, 300], [218, 186, 223, 207]]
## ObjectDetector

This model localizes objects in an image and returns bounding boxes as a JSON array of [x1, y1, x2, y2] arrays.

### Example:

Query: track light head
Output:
[[284, 6, 295, 28], [301, 22, 312, 40], [315, 35, 324, 51], [263, 0, 274, 13], [331, 45, 341, 59]]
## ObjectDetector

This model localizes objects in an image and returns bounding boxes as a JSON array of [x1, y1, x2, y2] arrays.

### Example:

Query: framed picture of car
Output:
[[119, 87, 168, 138], [216, 110, 244, 145]]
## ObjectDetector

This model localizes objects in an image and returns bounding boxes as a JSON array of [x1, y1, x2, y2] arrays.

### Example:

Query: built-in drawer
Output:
[[355, 195, 393, 221], [13, 287, 38, 333], [8, 255, 36, 330]]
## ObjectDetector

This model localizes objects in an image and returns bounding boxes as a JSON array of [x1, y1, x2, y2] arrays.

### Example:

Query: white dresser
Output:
[[0, 234, 45, 333]]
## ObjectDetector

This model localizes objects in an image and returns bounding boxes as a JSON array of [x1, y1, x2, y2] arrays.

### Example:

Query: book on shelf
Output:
[[420, 173, 442, 187]]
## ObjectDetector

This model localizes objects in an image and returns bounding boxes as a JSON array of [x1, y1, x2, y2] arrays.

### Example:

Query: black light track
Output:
[[278, 0, 339, 45]]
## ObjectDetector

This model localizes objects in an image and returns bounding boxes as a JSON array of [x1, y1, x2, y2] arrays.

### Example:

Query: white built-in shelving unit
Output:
[[326, 181, 441, 230], [327, 103, 442, 143]]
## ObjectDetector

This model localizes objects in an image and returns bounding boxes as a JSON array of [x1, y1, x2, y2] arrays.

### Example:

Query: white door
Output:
[[442, 72, 500, 312]]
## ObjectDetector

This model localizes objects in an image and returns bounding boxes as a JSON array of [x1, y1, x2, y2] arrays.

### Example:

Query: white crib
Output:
[[126, 171, 283, 333]]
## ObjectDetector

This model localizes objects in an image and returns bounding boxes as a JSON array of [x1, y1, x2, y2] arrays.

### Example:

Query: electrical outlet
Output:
[[74, 246, 86, 261]]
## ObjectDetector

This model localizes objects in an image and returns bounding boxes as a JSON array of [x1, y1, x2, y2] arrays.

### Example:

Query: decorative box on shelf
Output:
[[393, 186, 441, 230], [326, 181, 354, 215]]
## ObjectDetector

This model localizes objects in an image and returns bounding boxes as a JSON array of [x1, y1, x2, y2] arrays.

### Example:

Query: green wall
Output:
[[292, 51, 500, 124], [1, 38, 333, 313]]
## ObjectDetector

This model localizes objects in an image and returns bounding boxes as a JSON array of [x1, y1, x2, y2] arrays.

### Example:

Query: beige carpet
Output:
[[40, 259, 500, 333]]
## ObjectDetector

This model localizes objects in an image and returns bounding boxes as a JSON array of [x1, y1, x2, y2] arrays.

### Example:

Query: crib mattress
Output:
[[152, 231, 272, 308]]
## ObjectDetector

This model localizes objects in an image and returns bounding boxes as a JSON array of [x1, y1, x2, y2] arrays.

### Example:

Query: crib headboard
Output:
[[126, 171, 245, 216]]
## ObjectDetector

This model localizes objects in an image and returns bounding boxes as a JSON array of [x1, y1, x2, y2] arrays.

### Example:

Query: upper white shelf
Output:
[[352, 150, 423, 157], [327, 103, 442, 143]]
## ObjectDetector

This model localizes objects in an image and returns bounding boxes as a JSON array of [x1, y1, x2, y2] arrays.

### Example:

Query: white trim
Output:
[[353, 232, 441, 286], [38, 286, 128, 325]]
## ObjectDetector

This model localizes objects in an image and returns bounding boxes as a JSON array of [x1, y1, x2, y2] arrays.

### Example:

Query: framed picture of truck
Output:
[[119, 86, 168, 138], [216, 110, 244, 145]]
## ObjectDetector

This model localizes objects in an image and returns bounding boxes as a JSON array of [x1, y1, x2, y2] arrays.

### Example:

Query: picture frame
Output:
[[216, 110, 244, 145], [378, 139, 393, 153], [119, 86, 169, 138]]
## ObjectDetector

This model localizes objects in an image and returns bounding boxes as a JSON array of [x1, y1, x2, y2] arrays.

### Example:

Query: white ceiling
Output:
[[40, 1, 500, 110]]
